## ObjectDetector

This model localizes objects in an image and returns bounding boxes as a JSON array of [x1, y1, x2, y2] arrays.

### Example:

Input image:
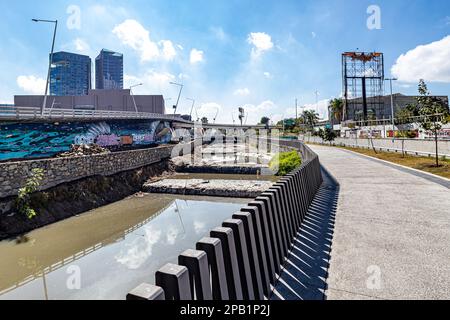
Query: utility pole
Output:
[[385, 77, 398, 140], [295, 98, 298, 120], [32, 18, 58, 116]]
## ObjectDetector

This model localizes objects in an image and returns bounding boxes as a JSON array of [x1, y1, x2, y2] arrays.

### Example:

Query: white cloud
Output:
[[193, 221, 206, 235], [74, 38, 90, 54], [263, 72, 272, 79], [197, 102, 222, 120], [233, 88, 250, 96], [241, 100, 278, 125], [211, 26, 228, 41], [16, 75, 46, 95], [113, 19, 160, 62], [391, 36, 450, 83], [247, 32, 274, 59], [190, 49, 204, 64], [113, 19, 179, 63], [114, 225, 161, 270], [303, 99, 331, 120], [124, 70, 176, 91], [159, 40, 177, 61], [166, 225, 179, 245]]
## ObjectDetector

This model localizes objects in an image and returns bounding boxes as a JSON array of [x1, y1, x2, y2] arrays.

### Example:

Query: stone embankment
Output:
[[143, 178, 273, 198]]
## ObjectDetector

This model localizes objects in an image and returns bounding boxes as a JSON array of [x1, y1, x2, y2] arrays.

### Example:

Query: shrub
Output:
[[15, 168, 44, 219], [269, 151, 302, 176]]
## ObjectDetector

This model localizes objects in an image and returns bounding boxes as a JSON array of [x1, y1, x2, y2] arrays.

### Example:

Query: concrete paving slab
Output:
[[308, 145, 450, 300]]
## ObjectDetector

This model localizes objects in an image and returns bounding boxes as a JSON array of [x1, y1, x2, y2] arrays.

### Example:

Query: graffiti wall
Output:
[[0, 120, 172, 161]]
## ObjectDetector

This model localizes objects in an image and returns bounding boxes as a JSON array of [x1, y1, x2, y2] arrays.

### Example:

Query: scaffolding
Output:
[[342, 52, 385, 123]]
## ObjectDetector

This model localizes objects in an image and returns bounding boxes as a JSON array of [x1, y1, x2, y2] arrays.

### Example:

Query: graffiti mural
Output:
[[0, 120, 172, 161]]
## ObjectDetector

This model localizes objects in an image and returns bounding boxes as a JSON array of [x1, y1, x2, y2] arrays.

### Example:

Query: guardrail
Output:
[[0, 106, 191, 123], [126, 140, 323, 300]]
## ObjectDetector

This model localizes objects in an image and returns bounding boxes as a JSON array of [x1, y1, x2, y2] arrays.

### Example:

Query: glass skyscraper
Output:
[[50, 52, 91, 96], [95, 49, 124, 90]]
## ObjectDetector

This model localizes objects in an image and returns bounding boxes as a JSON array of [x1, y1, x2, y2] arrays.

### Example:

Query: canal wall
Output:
[[0, 145, 174, 199], [0, 145, 178, 240]]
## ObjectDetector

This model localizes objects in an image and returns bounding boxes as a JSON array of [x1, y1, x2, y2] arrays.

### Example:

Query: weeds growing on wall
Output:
[[270, 151, 302, 176], [15, 168, 44, 219]]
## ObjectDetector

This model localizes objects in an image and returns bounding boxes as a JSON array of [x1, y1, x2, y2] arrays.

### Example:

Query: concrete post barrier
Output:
[[277, 179, 300, 232], [196, 237, 229, 300], [262, 190, 291, 255], [253, 196, 282, 273], [244, 202, 277, 281], [238, 206, 271, 297], [271, 184, 296, 241], [210, 227, 243, 300], [126, 283, 165, 300], [155, 263, 191, 300], [222, 219, 255, 300], [178, 249, 213, 300], [232, 212, 265, 300], [280, 176, 301, 229]]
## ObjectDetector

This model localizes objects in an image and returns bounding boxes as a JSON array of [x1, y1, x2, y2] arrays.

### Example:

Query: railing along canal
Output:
[[126, 140, 323, 300]]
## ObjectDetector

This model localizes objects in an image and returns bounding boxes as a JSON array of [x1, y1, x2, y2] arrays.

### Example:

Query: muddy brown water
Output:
[[0, 193, 248, 300]]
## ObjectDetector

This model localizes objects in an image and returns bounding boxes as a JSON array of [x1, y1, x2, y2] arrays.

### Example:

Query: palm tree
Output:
[[329, 98, 343, 123], [302, 110, 319, 131]]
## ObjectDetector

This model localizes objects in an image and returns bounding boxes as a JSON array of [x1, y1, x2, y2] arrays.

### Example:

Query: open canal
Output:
[[0, 193, 248, 300]]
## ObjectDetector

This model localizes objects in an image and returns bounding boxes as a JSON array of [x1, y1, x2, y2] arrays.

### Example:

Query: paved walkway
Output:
[[309, 145, 450, 300]]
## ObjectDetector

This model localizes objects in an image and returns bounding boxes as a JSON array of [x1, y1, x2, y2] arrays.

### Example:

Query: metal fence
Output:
[[126, 140, 323, 300], [302, 135, 450, 158]]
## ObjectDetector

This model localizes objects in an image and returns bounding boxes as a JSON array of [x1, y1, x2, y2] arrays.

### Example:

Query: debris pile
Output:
[[57, 144, 110, 158]]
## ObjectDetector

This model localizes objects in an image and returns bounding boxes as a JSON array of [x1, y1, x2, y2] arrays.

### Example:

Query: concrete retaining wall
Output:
[[0, 146, 174, 199], [302, 136, 450, 157]]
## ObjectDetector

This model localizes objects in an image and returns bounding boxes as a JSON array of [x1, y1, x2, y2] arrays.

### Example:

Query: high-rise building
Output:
[[95, 49, 124, 90], [50, 52, 92, 96]]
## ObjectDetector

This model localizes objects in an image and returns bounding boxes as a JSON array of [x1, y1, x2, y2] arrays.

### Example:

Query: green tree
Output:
[[414, 80, 449, 167], [329, 98, 344, 123], [260, 116, 270, 125], [15, 168, 44, 219], [395, 103, 419, 125], [302, 110, 319, 131], [321, 127, 337, 145]]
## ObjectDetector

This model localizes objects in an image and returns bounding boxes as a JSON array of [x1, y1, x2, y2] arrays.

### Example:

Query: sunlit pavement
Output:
[[309, 144, 450, 300]]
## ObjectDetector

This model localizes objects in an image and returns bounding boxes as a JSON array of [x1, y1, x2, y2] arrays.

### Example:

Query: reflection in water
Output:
[[0, 194, 246, 300]]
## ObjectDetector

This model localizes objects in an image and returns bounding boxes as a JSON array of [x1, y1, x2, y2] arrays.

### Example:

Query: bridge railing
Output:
[[0, 106, 191, 123], [126, 140, 323, 300]]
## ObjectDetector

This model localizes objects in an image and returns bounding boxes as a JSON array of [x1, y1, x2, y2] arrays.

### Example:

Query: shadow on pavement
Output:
[[271, 166, 339, 300]]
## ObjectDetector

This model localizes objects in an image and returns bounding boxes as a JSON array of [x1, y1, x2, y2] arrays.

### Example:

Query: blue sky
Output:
[[0, 0, 449, 123]]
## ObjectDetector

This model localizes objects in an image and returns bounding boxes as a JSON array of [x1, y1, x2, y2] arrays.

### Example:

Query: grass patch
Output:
[[270, 150, 302, 176], [317, 144, 450, 179]]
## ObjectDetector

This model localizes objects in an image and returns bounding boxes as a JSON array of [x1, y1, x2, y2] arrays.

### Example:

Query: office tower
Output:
[[95, 49, 124, 90], [50, 51, 91, 96]]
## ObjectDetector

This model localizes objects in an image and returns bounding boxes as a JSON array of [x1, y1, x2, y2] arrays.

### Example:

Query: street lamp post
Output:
[[186, 98, 195, 121], [170, 82, 184, 115], [385, 77, 398, 140], [129, 83, 143, 113], [32, 19, 58, 116], [315, 90, 319, 115]]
